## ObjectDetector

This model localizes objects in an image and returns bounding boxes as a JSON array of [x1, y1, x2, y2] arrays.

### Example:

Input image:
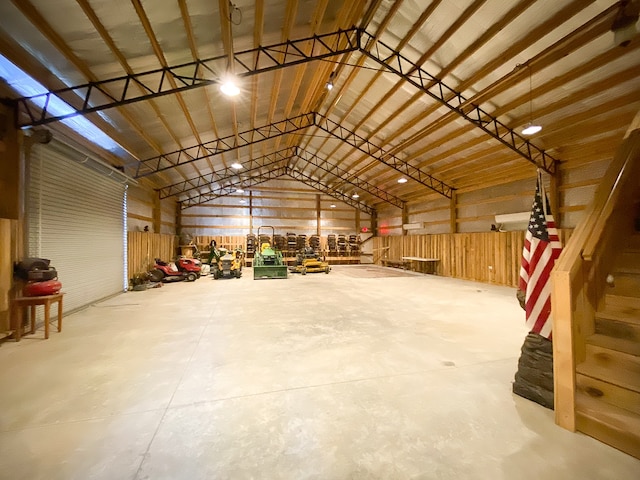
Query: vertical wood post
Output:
[[355, 208, 360, 233], [316, 194, 321, 236], [450, 191, 457, 233], [153, 194, 161, 233], [402, 203, 409, 236], [550, 165, 560, 227], [175, 202, 182, 237], [371, 210, 378, 236], [249, 191, 253, 234]]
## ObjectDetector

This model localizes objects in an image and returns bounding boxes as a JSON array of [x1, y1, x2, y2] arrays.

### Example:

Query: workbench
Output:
[[401, 257, 440, 274]]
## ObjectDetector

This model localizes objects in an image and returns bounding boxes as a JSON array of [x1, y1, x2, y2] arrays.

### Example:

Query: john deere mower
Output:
[[253, 226, 288, 279], [289, 247, 331, 275], [208, 241, 244, 279]]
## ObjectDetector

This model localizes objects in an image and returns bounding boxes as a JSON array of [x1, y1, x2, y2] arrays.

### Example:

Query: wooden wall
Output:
[[127, 232, 177, 276], [179, 178, 369, 238], [127, 185, 176, 234], [373, 229, 572, 287]]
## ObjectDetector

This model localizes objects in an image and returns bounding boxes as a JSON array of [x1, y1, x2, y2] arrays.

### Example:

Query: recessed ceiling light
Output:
[[397, 177, 408, 183], [231, 162, 242, 170], [522, 123, 542, 135]]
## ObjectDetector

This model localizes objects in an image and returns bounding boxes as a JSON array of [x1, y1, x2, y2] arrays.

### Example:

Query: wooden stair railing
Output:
[[551, 127, 640, 434]]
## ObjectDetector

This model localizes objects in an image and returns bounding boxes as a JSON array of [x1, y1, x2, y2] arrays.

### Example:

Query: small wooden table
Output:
[[401, 257, 440, 274], [11, 293, 64, 341]]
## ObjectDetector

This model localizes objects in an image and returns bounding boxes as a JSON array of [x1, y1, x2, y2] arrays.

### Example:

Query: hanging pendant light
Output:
[[522, 64, 542, 136]]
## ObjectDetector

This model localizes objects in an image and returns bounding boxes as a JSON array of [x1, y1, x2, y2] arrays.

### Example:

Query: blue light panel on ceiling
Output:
[[0, 54, 123, 153]]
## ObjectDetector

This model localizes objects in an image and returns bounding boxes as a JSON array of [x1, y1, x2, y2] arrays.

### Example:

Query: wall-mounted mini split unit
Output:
[[494, 212, 530, 231], [403, 222, 425, 230]]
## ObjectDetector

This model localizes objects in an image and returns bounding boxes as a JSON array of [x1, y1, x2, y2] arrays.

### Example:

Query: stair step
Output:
[[576, 391, 640, 459], [604, 273, 640, 299], [622, 233, 640, 251], [576, 344, 640, 393], [577, 373, 640, 415], [605, 293, 640, 310], [596, 303, 640, 325], [614, 251, 640, 274], [587, 333, 640, 356]]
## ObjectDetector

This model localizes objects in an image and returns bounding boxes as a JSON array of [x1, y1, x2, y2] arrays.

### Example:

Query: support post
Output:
[[153, 194, 161, 233], [316, 194, 321, 236], [175, 202, 183, 237], [402, 203, 409, 236], [249, 191, 253, 234], [450, 191, 457, 233]]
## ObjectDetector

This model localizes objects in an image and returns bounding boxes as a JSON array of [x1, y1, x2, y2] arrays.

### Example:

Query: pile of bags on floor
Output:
[[14, 258, 62, 296]]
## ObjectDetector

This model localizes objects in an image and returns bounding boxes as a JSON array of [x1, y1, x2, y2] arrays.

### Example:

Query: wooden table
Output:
[[11, 293, 64, 341], [401, 257, 440, 274]]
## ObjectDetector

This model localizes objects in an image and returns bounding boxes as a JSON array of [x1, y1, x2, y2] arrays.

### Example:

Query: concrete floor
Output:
[[0, 265, 638, 480]]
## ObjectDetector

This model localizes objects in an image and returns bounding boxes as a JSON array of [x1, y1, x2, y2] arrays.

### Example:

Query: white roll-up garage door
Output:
[[27, 139, 127, 315]]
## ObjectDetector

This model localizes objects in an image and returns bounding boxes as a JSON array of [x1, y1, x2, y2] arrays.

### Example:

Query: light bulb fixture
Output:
[[397, 177, 408, 184], [235, 188, 244, 193], [522, 123, 542, 135], [521, 64, 542, 136], [220, 73, 240, 97], [326, 71, 336, 91], [231, 162, 242, 170], [239, 199, 246, 203], [352, 193, 359, 199], [330, 204, 336, 208]]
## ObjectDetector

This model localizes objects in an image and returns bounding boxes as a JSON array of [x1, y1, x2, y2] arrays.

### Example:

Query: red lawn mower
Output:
[[149, 257, 201, 283]]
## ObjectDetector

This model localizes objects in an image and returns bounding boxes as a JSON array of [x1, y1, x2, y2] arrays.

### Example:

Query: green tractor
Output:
[[253, 226, 288, 279]]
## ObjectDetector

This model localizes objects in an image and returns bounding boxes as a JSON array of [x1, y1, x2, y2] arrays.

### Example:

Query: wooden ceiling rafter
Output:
[[316, 0, 488, 184], [74, 0, 189, 185], [182, 166, 289, 208], [0, 30, 156, 186], [332, 0, 539, 184], [269, 0, 329, 157], [260, 0, 299, 159], [157, 147, 297, 199], [218, 0, 241, 164], [290, 0, 407, 171], [178, 0, 222, 171], [343, 0, 612, 189], [130, 0, 206, 181], [10, 0, 177, 186], [249, 0, 265, 160]]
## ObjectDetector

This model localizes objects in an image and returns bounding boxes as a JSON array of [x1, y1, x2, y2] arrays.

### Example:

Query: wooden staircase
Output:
[[575, 233, 640, 458]]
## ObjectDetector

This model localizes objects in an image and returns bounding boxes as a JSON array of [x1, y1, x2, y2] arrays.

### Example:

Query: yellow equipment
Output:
[[289, 247, 331, 274]]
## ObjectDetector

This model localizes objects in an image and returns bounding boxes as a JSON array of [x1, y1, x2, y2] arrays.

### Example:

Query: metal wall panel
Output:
[[27, 140, 126, 315]]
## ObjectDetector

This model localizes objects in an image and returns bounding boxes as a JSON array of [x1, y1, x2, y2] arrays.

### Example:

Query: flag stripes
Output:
[[519, 176, 562, 339]]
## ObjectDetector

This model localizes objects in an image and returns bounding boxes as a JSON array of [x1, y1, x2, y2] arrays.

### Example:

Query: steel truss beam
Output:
[[314, 113, 455, 199], [295, 148, 405, 209], [359, 31, 557, 175], [284, 167, 376, 216], [181, 166, 288, 209], [136, 113, 314, 177], [14, 28, 360, 128], [157, 148, 296, 199]]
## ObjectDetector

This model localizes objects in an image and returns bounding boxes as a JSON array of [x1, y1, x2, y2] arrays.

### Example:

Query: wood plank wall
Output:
[[373, 230, 572, 287], [127, 232, 177, 276]]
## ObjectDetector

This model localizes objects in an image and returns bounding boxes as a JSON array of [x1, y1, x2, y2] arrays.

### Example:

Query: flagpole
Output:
[[538, 169, 548, 218]]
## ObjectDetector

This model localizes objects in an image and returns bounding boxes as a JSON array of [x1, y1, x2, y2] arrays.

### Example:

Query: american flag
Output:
[[519, 176, 563, 339]]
